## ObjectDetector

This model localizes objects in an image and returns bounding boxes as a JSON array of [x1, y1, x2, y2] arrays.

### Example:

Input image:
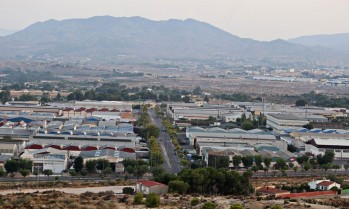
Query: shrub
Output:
[[231, 204, 244, 209], [191, 197, 200, 206], [133, 192, 143, 205], [202, 201, 217, 209], [122, 187, 134, 194], [145, 193, 160, 208]]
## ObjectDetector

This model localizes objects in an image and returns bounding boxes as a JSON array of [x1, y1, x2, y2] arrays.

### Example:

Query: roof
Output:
[[257, 187, 289, 194], [139, 180, 167, 187], [317, 181, 336, 187], [268, 113, 303, 121]]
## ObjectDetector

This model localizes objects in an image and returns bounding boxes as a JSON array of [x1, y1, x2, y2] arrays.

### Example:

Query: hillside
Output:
[[0, 16, 347, 64], [289, 33, 349, 52], [0, 28, 17, 37]]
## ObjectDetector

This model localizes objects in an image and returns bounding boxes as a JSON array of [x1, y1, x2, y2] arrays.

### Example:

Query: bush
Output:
[[145, 193, 160, 208], [202, 201, 217, 209], [271, 205, 284, 209], [231, 204, 244, 209], [191, 197, 200, 206], [133, 192, 143, 205], [122, 187, 134, 194]]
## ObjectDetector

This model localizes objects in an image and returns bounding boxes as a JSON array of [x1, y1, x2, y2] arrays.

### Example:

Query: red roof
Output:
[[139, 180, 167, 187], [257, 187, 289, 194], [75, 107, 86, 112], [86, 108, 97, 113], [99, 108, 109, 112], [317, 181, 335, 187], [110, 109, 120, 112]]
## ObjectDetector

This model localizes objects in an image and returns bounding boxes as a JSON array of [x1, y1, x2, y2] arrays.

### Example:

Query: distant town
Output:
[[0, 60, 348, 208]]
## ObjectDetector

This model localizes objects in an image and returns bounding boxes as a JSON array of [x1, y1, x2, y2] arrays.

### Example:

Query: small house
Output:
[[136, 180, 168, 195]]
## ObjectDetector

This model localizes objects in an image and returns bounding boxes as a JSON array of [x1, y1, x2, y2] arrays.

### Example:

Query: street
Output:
[[148, 109, 183, 174], [0, 185, 135, 195]]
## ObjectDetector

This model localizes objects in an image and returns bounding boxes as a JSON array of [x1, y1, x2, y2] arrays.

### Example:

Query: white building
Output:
[[306, 138, 349, 159], [308, 180, 340, 190], [21, 148, 69, 173], [266, 113, 309, 133]]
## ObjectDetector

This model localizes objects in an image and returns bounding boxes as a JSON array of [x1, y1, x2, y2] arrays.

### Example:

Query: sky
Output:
[[0, 0, 349, 41]]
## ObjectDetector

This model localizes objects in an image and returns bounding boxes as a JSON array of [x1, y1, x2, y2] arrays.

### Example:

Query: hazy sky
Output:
[[1, 0, 348, 41]]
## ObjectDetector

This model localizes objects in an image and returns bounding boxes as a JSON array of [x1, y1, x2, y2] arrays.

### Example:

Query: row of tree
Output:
[[153, 167, 253, 195]]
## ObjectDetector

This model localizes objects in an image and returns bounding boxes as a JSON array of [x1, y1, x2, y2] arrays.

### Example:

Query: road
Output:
[[252, 169, 349, 178], [0, 185, 135, 195], [148, 109, 183, 174]]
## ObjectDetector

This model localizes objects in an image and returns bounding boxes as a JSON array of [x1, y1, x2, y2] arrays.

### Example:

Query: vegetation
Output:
[[133, 192, 143, 205], [202, 201, 217, 209], [145, 193, 160, 208], [122, 159, 149, 178], [73, 156, 84, 173], [191, 197, 200, 206]]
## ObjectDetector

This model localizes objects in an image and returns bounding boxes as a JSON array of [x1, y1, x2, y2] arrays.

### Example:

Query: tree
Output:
[[208, 116, 217, 123], [303, 162, 311, 172], [191, 197, 200, 206], [231, 204, 244, 209], [73, 156, 84, 172], [202, 201, 217, 209], [251, 165, 258, 173], [102, 167, 112, 177], [204, 95, 209, 103], [145, 193, 160, 208], [80, 170, 87, 176], [232, 156, 242, 169], [274, 158, 287, 170], [293, 166, 298, 174], [4, 160, 19, 174], [0, 168, 5, 177], [241, 156, 254, 169], [85, 160, 97, 174], [134, 164, 149, 178], [344, 164, 349, 174], [182, 95, 191, 103], [19, 169, 30, 178], [295, 99, 307, 106], [0, 90, 11, 104], [168, 180, 190, 194], [43, 169, 53, 180], [133, 192, 143, 205], [263, 157, 272, 170], [241, 120, 254, 130], [193, 86, 202, 95], [18, 159, 33, 171], [208, 155, 229, 169], [332, 164, 341, 174], [143, 125, 160, 139], [254, 155, 263, 169], [96, 159, 110, 171], [296, 155, 309, 167], [302, 123, 314, 130]]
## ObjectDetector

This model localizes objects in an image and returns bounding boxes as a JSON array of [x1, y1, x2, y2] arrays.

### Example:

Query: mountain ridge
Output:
[[289, 33, 349, 52], [0, 16, 347, 65]]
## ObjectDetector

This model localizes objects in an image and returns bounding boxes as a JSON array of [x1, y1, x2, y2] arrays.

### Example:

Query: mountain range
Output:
[[0, 16, 348, 65], [289, 33, 349, 52], [0, 28, 17, 37]]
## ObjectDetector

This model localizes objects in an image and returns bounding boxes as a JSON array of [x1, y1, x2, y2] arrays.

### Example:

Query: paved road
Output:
[[0, 185, 135, 195], [149, 109, 182, 174], [252, 169, 349, 178]]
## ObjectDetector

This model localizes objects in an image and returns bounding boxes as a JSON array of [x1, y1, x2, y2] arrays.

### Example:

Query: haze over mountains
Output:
[[0, 28, 17, 37], [289, 33, 349, 52], [0, 16, 348, 65]]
